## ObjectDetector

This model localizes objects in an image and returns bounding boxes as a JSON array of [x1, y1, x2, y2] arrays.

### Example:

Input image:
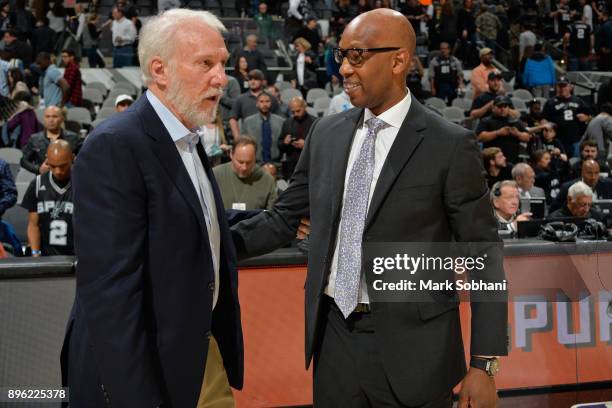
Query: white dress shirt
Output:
[[146, 91, 221, 308], [111, 17, 137, 47], [325, 91, 413, 304]]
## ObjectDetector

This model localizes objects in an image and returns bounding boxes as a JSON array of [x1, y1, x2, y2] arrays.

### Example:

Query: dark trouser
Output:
[[313, 296, 453, 408], [83, 47, 106, 68], [435, 82, 457, 104], [568, 57, 592, 71], [113, 45, 135, 68]]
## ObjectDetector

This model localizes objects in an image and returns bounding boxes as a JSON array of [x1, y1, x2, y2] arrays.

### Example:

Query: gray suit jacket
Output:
[[521, 186, 545, 198], [232, 98, 508, 406], [242, 113, 284, 162]]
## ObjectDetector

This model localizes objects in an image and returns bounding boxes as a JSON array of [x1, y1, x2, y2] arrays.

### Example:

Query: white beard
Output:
[[166, 78, 221, 127]]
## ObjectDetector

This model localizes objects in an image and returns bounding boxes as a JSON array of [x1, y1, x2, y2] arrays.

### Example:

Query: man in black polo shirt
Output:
[[470, 71, 520, 120], [570, 139, 611, 178], [564, 14, 595, 71], [477, 95, 531, 164], [543, 76, 591, 157]]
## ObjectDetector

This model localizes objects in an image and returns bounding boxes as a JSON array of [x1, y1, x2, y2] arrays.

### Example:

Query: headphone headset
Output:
[[493, 183, 502, 197], [581, 218, 608, 240], [540, 221, 579, 242]]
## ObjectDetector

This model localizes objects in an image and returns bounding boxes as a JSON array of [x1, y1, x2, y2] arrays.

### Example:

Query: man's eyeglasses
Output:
[[333, 47, 401, 66]]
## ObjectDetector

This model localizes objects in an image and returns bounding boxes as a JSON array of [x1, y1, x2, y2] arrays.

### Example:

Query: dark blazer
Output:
[[291, 51, 319, 93], [61, 96, 243, 408], [232, 99, 508, 406]]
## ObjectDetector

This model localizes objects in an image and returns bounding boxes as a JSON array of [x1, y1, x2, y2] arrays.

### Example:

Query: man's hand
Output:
[[458, 367, 499, 408], [39, 161, 50, 174], [577, 113, 590, 122], [284, 135, 293, 145], [297, 218, 310, 239], [292, 139, 305, 149], [516, 212, 532, 222], [497, 127, 510, 137]]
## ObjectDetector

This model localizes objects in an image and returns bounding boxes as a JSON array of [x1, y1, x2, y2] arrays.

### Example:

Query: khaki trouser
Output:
[[197, 335, 235, 408]]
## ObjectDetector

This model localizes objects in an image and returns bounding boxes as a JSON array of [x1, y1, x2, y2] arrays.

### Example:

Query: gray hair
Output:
[[489, 180, 517, 203], [511, 162, 533, 179], [568, 181, 593, 200], [138, 9, 226, 85]]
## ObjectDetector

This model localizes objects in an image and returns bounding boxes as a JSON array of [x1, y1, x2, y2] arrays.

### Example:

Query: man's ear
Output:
[[392, 49, 411, 75], [149, 56, 169, 88]]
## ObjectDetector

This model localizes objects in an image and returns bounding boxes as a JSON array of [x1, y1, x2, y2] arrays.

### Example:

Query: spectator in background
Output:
[[548, 181, 602, 219], [0, 1, 10, 38], [456, 0, 477, 65], [254, 2, 276, 41], [219, 76, 241, 127], [482, 146, 512, 188], [293, 17, 323, 53], [232, 56, 251, 93], [265, 84, 290, 118], [433, 0, 458, 50], [8, 68, 29, 99], [242, 92, 284, 163], [519, 23, 537, 61], [7, 90, 41, 148], [476, 4, 502, 50], [570, 139, 610, 178], [543, 76, 591, 157], [3, 29, 33, 67], [61, 49, 82, 107], [234, 34, 268, 82], [279, 97, 314, 179], [0, 157, 16, 217], [564, 14, 595, 71], [583, 102, 612, 156], [22, 140, 74, 256], [20, 105, 80, 174], [596, 10, 612, 71], [512, 162, 545, 198], [261, 161, 289, 192], [551, 159, 612, 211], [428, 42, 464, 104], [532, 149, 566, 204], [36, 52, 69, 108], [114, 94, 133, 112], [477, 95, 530, 164], [527, 123, 570, 174], [213, 137, 278, 210], [401, 0, 426, 36], [327, 88, 353, 115], [470, 71, 518, 120], [46, 2, 66, 46], [330, 0, 351, 37], [406, 54, 426, 102], [31, 17, 55, 57], [109, 6, 137, 68], [550, 0, 572, 37], [581, 0, 594, 29], [81, 14, 105, 68], [470, 47, 497, 100], [229, 69, 279, 139], [523, 43, 556, 98], [522, 99, 546, 129], [291, 37, 318, 96], [490, 180, 531, 233], [200, 110, 230, 167]]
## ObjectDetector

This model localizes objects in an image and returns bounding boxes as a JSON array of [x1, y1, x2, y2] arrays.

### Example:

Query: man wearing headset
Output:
[[490, 180, 532, 233]]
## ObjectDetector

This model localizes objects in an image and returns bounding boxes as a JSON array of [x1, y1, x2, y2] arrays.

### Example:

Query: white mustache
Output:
[[201, 88, 223, 99]]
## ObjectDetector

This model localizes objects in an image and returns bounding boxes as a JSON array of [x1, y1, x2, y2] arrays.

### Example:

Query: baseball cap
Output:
[[494, 95, 512, 107], [115, 94, 134, 106], [557, 76, 570, 85], [487, 71, 503, 81], [480, 47, 493, 57], [526, 98, 541, 106]]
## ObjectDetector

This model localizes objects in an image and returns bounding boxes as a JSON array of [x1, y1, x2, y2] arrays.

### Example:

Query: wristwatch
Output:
[[470, 356, 500, 376]]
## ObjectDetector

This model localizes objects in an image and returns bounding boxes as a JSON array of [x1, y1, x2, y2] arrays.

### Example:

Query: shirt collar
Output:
[[363, 90, 412, 130], [146, 90, 194, 143]]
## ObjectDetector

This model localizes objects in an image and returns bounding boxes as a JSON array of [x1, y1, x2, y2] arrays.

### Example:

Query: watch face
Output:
[[488, 358, 500, 376]]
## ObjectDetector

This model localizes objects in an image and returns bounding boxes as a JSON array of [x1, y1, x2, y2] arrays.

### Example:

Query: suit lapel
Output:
[[364, 99, 428, 230], [137, 97, 208, 233], [330, 109, 364, 221]]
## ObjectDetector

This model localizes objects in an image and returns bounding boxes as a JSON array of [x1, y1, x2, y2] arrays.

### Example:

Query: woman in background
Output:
[[232, 56, 250, 94], [291, 37, 318, 96], [200, 110, 231, 167]]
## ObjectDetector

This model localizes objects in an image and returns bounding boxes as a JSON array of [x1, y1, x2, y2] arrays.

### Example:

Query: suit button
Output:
[[208, 281, 215, 291]]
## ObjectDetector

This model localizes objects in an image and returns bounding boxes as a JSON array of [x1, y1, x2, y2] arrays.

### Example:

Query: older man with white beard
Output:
[[62, 9, 244, 408]]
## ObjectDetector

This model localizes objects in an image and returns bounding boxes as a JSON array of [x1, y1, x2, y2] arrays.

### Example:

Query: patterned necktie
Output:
[[335, 117, 389, 318]]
